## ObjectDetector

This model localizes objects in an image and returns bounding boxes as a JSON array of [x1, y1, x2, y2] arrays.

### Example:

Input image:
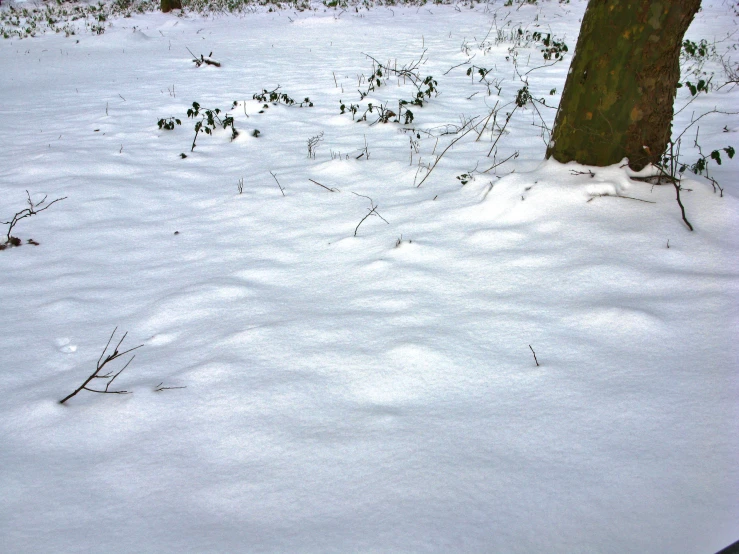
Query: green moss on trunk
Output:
[[546, 0, 701, 170]]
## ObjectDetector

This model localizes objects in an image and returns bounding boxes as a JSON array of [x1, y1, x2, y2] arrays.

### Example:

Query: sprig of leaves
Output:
[[684, 145, 735, 173], [677, 78, 711, 96], [252, 86, 313, 107], [157, 116, 181, 131], [186, 101, 238, 152]]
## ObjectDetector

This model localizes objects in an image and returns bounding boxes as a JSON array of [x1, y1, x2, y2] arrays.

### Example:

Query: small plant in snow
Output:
[[186, 101, 238, 151], [456, 172, 472, 185], [1, 190, 66, 250], [356, 135, 370, 160], [157, 116, 181, 130], [307, 131, 324, 159], [394, 235, 412, 247], [59, 328, 142, 405], [535, 32, 568, 60], [465, 65, 503, 95], [253, 86, 313, 107], [684, 143, 735, 196], [692, 145, 736, 171], [339, 101, 359, 119], [654, 120, 736, 198], [515, 85, 532, 107], [340, 50, 437, 126]]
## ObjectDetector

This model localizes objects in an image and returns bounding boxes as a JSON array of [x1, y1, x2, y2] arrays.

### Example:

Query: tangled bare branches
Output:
[[307, 131, 324, 159], [416, 116, 479, 188], [352, 192, 389, 236], [2, 191, 66, 247]]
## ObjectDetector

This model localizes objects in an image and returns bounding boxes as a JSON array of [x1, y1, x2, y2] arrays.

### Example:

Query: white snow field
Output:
[[1, 0, 737, 551]]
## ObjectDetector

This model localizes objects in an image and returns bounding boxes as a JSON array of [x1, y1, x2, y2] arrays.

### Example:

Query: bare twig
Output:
[[270, 171, 285, 196], [630, 175, 678, 184], [307, 131, 324, 159], [480, 150, 519, 174], [352, 192, 389, 236], [522, 57, 563, 76], [475, 101, 500, 141], [154, 382, 187, 392], [673, 182, 694, 231], [487, 107, 517, 157], [443, 54, 476, 75], [361, 49, 429, 87], [416, 117, 479, 188], [570, 169, 595, 177], [356, 134, 370, 160], [186, 47, 221, 67], [673, 109, 739, 144], [59, 328, 143, 404], [309, 178, 338, 192], [529, 345, 539, 367], [586, 193, 656, 204], [2, 191, 67, 244]]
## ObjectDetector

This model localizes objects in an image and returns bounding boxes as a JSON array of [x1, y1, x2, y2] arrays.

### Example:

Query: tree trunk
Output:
[[161, 0, 182, 13], [546, 0, 701, 171]]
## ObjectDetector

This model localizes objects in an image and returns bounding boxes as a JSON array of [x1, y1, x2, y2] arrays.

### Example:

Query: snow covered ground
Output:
[[1, 1, 738, 552]]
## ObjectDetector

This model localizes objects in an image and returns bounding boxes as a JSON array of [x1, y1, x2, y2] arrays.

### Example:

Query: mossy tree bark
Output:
[[161, 0, 182, 12], [546, 0, 701, 171]]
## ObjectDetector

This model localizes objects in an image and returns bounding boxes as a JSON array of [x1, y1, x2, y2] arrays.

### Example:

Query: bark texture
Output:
[[161, 0, 182, 12], [546, 0, 701, 170]]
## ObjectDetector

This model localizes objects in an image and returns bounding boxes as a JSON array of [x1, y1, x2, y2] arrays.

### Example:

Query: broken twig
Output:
[[352, 192, 389, 236], [59, 328, 142, 404], [186, 47, 221, 67], [529, 345, 540, 367], [309, 178, 338, 192]]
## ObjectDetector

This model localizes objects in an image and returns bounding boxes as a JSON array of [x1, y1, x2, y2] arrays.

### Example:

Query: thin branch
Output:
[[487, 107, 517, 157], [154, 382, 187, 392], [479, 150, 519, 174], [529, 345, 539, 367], [630, 175, 678, 184], [309, 178, 338, 192], [351, 192, 389, 236], [475, 101, 500, 142], [443, 54, 476, 75], [528, 99, 552, 144], [570, 169, 595, 177], [673, 182, 694, 231], [522, 57, 563, 76], [673, 109, 739, 144], [270, 171, 285, 196], [3, 191, 67, 244], [59, 328, 142, 404], [586, 193, 656, 204], [416, 117, 480, 188]]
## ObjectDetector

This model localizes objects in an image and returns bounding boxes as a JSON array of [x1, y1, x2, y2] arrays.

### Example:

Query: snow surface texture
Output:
[[1, 1, 738, 552]]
